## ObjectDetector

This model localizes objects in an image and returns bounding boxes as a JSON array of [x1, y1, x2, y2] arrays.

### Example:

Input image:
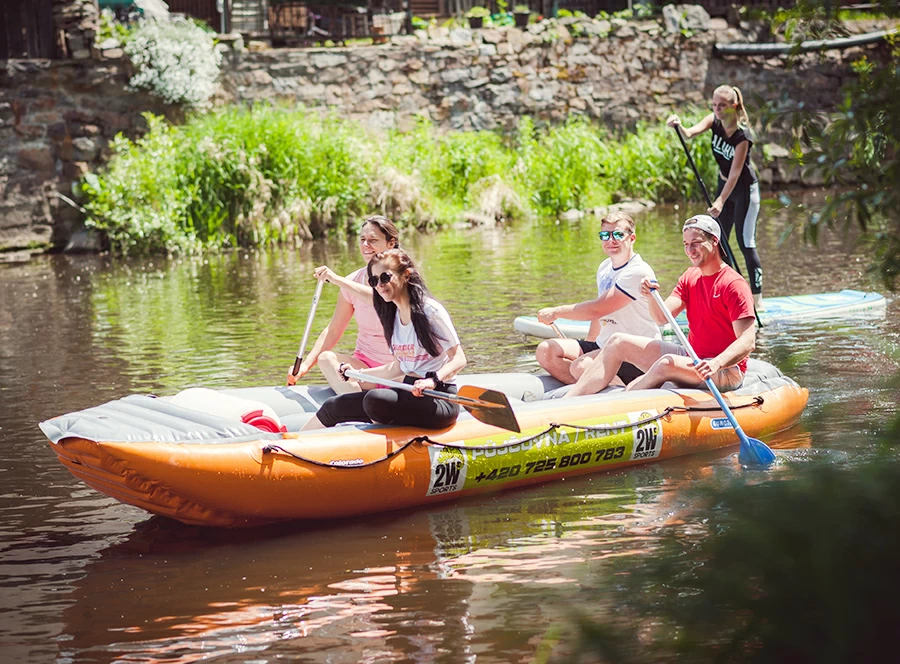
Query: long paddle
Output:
[[287, 279, 325, 386], [672, 125, 763, 328], [649, 287, 775, 467], [343, 369, 521, 433], [672, 125, 742, 272]]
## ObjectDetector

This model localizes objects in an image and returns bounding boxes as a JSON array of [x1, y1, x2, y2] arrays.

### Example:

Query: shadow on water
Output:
[[1, 200, 897, 661]]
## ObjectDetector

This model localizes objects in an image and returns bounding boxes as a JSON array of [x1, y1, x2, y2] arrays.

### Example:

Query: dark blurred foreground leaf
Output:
[[569, 461, 900, 663]]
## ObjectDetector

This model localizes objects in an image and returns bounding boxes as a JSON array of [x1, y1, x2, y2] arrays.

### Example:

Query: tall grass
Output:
[[82, 105, 718, 254]]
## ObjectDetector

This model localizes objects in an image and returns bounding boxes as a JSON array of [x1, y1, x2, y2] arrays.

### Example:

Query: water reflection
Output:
[[1, 202, 897, 662], [57, 460, 714, 663]]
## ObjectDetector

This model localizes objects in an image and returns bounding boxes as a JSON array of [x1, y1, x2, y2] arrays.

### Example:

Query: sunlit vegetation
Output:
[[80, 106, 716, 254]]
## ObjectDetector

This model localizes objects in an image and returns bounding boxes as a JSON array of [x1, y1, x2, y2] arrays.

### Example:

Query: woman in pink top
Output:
[[286, 216, 399, 393]]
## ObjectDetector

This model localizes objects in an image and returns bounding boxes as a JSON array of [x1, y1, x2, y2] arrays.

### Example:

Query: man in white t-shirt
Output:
[[535, 211, 661, 385]]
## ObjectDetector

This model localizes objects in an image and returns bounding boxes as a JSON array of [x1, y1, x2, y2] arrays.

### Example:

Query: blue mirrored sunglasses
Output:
[[598, 230, 628, 241]]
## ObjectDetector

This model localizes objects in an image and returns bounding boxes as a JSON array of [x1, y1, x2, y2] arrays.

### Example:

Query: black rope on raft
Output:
[[260, 397, 763, 469], [261, 436, 426, 469]]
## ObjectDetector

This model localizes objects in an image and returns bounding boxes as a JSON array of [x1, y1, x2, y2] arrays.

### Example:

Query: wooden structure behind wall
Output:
[[2, 0, 57, 59], [166, 0, 223, 28]]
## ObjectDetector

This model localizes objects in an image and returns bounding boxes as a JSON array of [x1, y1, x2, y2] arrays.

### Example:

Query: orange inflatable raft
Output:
[[41, 360, 808, 528]]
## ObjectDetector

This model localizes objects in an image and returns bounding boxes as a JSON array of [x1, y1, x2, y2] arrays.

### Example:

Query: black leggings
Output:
[[316, 376, 460, 430], [716, 178, 763, 295]]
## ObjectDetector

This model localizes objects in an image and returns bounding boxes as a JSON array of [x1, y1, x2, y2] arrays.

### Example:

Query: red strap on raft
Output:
[[241, 410, 287, 433]]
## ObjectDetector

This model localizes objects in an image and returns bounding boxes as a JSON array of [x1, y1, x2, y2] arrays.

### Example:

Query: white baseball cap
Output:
[[682, 215, 721, 241]]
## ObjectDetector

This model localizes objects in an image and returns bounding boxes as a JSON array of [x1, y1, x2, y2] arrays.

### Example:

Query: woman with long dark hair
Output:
[[286, 216, 399, 392], [303, 248, 467, 430]]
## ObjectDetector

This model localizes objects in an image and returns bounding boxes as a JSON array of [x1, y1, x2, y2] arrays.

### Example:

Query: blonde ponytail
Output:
[[732, 86, 750, 126]]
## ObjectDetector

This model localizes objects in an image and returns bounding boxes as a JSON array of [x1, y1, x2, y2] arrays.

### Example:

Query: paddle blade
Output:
[[738, 435, 777, 467], [457, 386, 521, 433]]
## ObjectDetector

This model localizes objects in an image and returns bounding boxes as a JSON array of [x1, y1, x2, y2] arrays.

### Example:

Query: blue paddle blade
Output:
[[738, 435, 777, 466]]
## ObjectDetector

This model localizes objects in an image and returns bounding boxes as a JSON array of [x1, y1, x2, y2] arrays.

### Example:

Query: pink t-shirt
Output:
[[672, 265, 754, 373], [340, 268, 394, 366]]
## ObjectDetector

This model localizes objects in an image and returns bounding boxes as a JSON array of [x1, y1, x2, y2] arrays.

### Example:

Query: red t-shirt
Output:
[[672, 265, 754, 373]]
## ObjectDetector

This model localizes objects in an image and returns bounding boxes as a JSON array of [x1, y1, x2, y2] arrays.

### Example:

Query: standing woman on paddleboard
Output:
[[303, 248, 467, 430], [667, 85, 764, 309], [286, 216, 398, 393]]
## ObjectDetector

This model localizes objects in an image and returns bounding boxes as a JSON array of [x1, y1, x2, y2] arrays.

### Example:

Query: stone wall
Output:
[[0, 59, 172, 252], [222, 19, 882, 133], [2, 13, 895, 253]]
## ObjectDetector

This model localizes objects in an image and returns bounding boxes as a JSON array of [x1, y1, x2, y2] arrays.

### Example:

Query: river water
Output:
[[1, 203, 897, 662]]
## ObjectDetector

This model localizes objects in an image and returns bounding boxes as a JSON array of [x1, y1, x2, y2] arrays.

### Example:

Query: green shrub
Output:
[[81, 108, 713, 253], [82, 107, 374, 253], [516, 117, 611, 213]]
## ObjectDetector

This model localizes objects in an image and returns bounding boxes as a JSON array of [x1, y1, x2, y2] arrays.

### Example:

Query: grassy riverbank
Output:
[[81, 105, 717, 254]]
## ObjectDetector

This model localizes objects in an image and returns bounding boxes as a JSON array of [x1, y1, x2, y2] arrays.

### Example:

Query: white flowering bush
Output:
[[124, 17, 222, 107]]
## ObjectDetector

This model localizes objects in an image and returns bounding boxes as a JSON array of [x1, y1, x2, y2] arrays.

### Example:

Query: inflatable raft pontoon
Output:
[[41, 360, 808, 528], [515, 289, 887, 340]]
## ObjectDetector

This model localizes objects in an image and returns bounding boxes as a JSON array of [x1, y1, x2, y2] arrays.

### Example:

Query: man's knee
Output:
[[647, 354, 680, 376], [536, 340, 564, 366], [605, 333, 643, 361]]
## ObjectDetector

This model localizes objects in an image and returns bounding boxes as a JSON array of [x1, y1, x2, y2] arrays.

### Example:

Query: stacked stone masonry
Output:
[[1, 14, 895, 251]]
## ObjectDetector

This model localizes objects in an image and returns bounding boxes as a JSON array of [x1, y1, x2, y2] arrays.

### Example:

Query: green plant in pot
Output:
[[513, 4, 530, 27], [466, 5, 490, 28]]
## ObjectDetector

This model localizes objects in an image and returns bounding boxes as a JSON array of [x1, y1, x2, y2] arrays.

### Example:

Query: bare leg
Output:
[[569, 348, 601, 380], [536, 338, 585, 384], [318, 351, 377, 393], [566, 334, 663, 398], [625, 354, 705, 391]]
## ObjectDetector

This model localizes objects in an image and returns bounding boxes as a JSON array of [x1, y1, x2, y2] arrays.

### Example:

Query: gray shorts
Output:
[[657, 341, 745, 392]]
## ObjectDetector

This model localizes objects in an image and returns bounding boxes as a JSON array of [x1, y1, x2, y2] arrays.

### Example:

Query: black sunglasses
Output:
[[368, 271, 394, 288], [598, 230, 628, 241]]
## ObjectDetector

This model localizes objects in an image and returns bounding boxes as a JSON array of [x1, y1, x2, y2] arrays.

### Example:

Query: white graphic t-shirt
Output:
[[594, 253, 661, 345], [391, 298, 461, 380]]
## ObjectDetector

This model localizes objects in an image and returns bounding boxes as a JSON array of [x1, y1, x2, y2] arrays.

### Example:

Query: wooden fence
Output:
[[2, 0, 56, 59]]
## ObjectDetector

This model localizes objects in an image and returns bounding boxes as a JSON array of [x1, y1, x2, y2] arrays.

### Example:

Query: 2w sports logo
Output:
[[629, 410, 663, 461], [427, 447, 467, 496]]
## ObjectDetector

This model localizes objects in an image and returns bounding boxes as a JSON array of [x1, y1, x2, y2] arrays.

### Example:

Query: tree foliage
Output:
[[759, 4, 899, 288], [567, 5, 900, 660]]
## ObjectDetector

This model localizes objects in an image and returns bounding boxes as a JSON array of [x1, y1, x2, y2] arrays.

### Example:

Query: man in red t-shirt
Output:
[[566, 215, 756, 397]]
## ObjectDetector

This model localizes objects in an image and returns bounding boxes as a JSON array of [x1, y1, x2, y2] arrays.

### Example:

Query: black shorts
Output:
[[576, 340, 642, 385], [577, 340, 600, 354]]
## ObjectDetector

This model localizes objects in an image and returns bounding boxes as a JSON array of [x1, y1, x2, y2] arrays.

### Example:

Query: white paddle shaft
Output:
[[343, 369, 420, 393], [650, 289, 701, 365], [296, 279, 325, 361]]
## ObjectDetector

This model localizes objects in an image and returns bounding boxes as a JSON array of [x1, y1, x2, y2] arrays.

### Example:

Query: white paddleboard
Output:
[[514, 289, 888, 340]]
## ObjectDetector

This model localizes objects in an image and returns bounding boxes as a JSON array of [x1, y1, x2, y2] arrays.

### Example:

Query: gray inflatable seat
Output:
[[538, 357, 784, 400]]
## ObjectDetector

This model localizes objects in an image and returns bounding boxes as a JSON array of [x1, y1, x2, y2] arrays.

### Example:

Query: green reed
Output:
[[81, 105, 718, 254]]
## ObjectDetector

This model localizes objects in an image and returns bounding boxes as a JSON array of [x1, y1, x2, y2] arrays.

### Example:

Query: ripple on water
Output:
[[1, 211, 898, 662]]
